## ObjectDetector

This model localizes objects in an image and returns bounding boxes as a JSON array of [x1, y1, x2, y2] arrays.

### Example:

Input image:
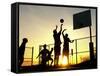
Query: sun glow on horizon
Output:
[[62, 56, 68, 66], [59, 55, 68, 66]]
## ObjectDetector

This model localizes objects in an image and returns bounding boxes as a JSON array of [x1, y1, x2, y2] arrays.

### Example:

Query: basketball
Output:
[[60, 19, 64, 23]]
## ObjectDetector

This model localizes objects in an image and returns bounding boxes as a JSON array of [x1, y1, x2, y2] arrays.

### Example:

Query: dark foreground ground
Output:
[[18, 59, 97, 73]]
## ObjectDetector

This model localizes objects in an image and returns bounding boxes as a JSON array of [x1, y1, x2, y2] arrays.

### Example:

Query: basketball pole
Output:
[[89, 25, 94, 63]]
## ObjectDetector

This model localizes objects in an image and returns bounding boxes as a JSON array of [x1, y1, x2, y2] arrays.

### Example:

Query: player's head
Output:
[[43, 44, 47, 49], [51, 48, 53, 50], [65, 34, 68, 37], [23, 38, 28, 43]]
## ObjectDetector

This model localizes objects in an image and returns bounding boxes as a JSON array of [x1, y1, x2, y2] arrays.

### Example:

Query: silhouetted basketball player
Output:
[[18, 38, 28, 68], [53, 24, 63, 66], [62, 29, 74, 64], [36, 44, 49, 66], [46, 48, 53, 65]]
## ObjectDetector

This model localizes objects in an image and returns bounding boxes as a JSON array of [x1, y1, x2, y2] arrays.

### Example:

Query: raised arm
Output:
[[50, 48, 53, 54], [60, 24, 63, 32], [56, 25, 58, 30], [69, 38, 74, 43], [71, 40, 74, 43], [62, 29, 66, 38], [53, 25, 58, 32]]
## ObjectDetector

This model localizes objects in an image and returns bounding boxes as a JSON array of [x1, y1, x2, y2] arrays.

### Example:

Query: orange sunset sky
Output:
[[19, 4, 96, 65]]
